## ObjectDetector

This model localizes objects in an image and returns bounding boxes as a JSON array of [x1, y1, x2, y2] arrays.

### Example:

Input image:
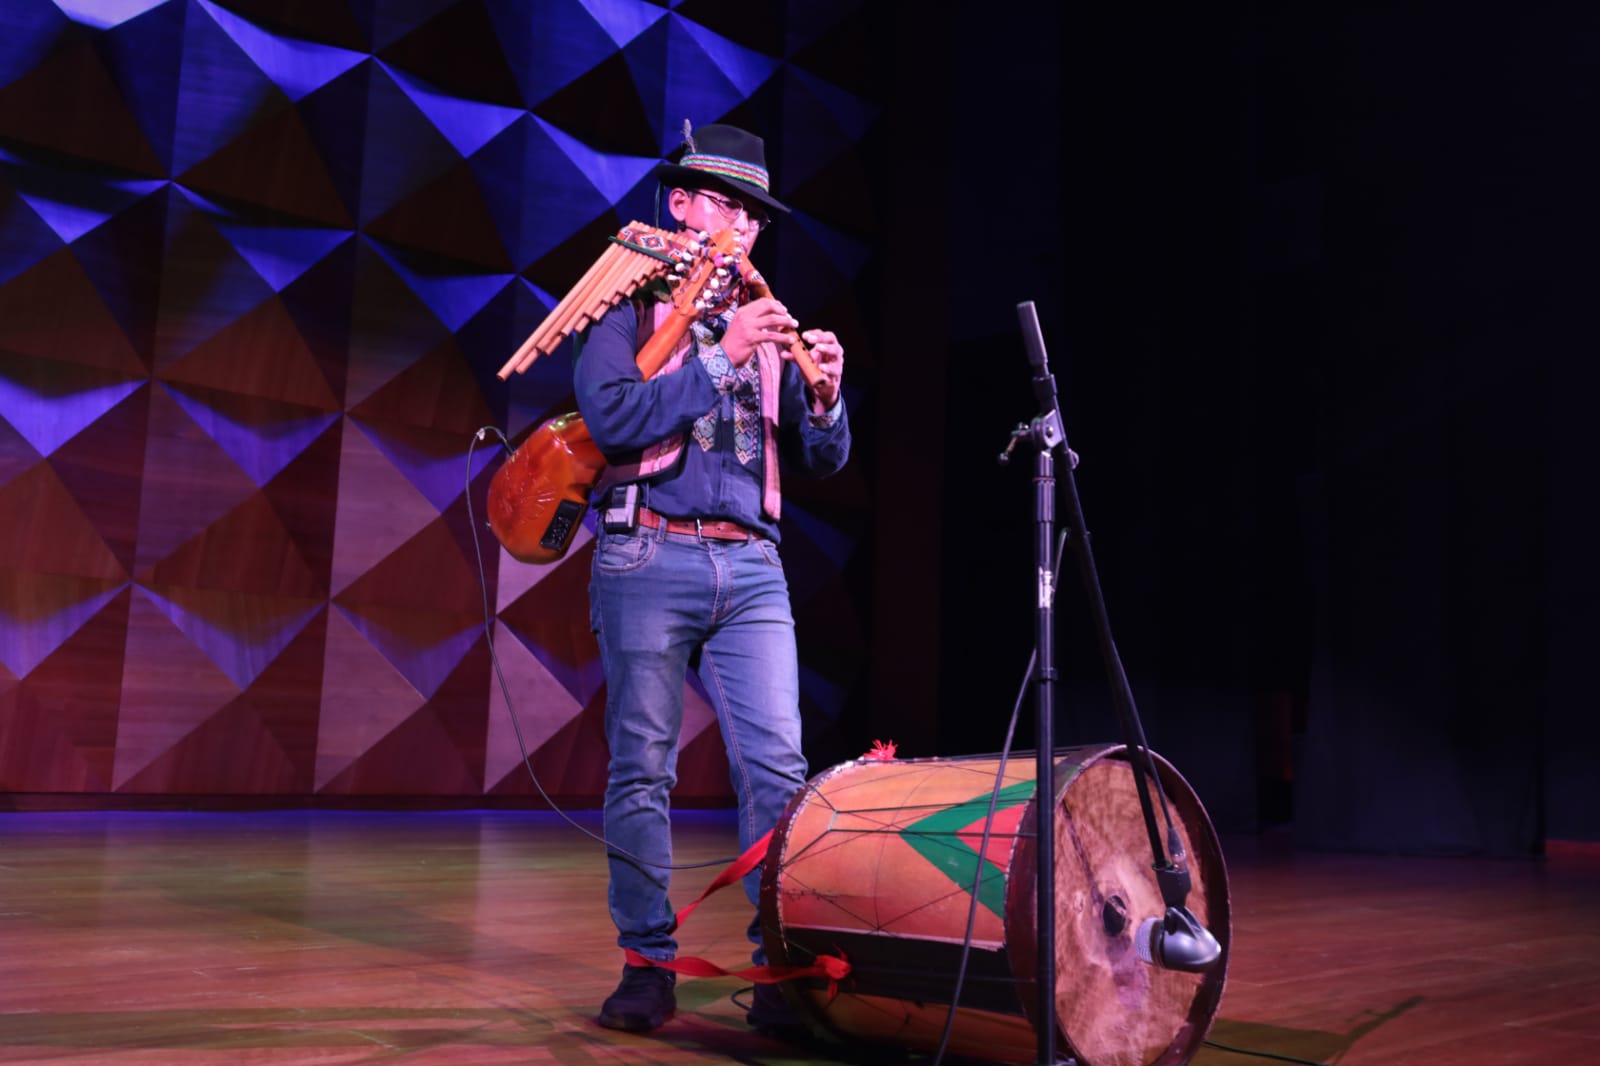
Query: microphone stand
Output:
[[1002, 302, 1220, 1066], [1000, 306, 1074, 1066]]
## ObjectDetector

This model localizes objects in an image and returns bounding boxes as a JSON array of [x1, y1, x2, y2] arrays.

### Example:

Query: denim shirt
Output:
[[574, 301, 850, 543]]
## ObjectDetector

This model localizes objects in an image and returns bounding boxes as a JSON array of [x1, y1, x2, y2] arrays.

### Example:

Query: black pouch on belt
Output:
[[601, 483, 640, 533]]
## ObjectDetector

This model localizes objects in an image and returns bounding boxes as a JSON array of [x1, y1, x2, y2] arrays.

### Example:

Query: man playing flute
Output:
[[576, 121, 850, 1035]]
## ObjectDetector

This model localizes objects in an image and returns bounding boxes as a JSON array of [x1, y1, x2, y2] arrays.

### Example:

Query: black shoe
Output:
[[746, 982, 809, 1040], [598, 964, 677, 1032]]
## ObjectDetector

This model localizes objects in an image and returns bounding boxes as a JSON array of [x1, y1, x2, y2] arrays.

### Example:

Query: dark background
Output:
[[883, 6, 1593, 857], [853, 5, 1599, 854]]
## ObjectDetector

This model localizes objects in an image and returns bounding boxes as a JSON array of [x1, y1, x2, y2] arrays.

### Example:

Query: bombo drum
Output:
[[758, 744, 1229, 1065]]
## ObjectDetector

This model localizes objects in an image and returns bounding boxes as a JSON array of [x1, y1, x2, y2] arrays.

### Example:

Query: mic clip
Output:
[[1154, 861, 1193, 909]]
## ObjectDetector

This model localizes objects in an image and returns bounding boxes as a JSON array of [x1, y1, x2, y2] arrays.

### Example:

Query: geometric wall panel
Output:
[[115, 585, 244, 788], [0, 463, 129, 585], [0, 570, 126, 682], [0, 0, 878, 800], [134, 385, 263, 578], [330, 420, 441, 595], [316, 605, 427, 789], [485, 624, 585, 790], [0, 252, 147, 373], [0, 354, 142, 459], [26, 386, 151, 576], [0, 584, 129, 792]]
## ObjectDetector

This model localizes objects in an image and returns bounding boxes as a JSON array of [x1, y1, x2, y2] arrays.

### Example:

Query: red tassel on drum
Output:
[[863, 739, 898, 761]]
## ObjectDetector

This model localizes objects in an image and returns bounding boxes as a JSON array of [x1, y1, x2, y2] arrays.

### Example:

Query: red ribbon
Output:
[[622, 828, 852, 998], [623, 948, 852, 1000]]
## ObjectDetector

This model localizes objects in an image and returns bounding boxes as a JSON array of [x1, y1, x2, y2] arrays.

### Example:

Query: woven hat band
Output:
[[679, 153, 770, 193]]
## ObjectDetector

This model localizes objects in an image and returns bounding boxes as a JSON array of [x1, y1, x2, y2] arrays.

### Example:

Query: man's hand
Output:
[[801, 329, 844, 413], [722, 298, 798, 365]]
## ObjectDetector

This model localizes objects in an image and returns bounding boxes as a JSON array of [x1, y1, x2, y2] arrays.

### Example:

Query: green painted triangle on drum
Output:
[[898, 779, 1036, 920]]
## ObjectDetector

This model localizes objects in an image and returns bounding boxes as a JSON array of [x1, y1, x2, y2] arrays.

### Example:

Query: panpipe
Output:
[[496, 222, 696, 379]]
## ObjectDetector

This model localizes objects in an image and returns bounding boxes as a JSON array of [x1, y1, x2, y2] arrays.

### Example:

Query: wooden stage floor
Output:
[[1, 807, 1596, 1065]]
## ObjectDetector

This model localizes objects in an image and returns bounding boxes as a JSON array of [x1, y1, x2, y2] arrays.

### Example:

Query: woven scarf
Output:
[[690, 314, 761, 464]]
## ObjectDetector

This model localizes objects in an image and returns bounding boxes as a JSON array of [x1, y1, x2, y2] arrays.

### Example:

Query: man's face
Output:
[[668, 186, 766, 253]]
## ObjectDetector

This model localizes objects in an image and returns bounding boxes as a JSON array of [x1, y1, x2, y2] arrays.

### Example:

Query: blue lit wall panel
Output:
[[0, 0, 878, 799]]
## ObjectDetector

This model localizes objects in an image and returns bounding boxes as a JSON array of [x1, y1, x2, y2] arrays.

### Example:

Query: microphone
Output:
[[1016, 300, 1050, 372], [1013, 300, 1067, 452], [1135, 905, 1222, 973]]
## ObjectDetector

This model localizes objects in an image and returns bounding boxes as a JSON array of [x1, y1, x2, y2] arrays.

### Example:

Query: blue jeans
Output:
[[589, 523, 807, 964]]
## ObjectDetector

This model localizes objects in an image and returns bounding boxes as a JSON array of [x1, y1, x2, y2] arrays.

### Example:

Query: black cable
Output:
[[465, 426, 735, 872], [1057, 464, 1189, 889], [1202, 1039, 1331, 1066]]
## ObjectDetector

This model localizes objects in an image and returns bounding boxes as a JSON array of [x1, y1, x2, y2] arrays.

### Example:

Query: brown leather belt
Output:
[[638, 506, 756, 542]]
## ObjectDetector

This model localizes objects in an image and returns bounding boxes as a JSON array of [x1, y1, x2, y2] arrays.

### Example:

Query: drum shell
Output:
[[757, 744, 1230, 1065]]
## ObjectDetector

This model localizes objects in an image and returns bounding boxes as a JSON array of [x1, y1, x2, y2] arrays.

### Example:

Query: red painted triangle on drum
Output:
[[955, 803, 1028, 869]]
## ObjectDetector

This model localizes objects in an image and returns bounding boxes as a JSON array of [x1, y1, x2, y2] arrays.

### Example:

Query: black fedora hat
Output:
[[652, 121, 791, 216]]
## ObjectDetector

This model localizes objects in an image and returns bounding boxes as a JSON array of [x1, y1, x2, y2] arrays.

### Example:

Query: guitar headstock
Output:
[[664, 228, 745, 319]]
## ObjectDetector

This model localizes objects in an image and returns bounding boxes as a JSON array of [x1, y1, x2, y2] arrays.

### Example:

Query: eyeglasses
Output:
[[695, 189, 771, 230]]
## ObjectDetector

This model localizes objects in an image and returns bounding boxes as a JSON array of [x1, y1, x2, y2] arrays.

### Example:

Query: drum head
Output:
[[1008, 750, 1230, 1066]]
